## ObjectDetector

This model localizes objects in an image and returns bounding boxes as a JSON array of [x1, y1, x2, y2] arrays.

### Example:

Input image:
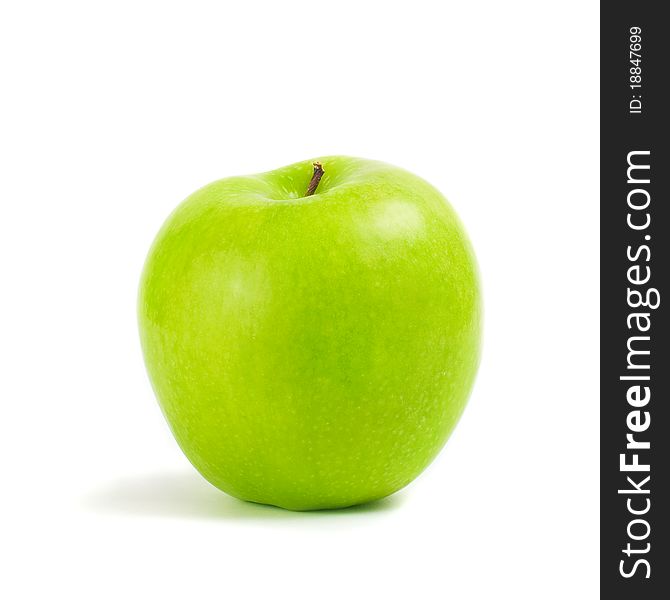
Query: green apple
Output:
[[138, 156, 481, 511]]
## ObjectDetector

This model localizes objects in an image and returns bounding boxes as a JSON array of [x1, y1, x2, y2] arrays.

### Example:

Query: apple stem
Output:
[[305, 162, 324, 196]]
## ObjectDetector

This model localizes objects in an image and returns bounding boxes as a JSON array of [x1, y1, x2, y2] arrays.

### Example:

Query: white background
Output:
[[0, 1, 599, 598]]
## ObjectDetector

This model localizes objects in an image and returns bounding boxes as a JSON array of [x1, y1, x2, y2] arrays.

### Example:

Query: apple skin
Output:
[[138, 156, 481, 510]]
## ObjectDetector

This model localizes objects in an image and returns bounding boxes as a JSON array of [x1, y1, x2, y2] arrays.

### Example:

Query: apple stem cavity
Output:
[[305, 162, 324, 196]]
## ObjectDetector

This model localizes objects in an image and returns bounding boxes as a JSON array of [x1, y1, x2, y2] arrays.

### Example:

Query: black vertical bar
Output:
[[601, 2, 669, 597]]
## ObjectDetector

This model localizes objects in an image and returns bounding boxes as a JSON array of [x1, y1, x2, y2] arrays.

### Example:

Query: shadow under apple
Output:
[[83, 471, 405, 521]]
